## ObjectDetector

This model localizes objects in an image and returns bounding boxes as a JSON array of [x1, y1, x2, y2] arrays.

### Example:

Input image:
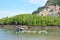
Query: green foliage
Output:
[[58, 12, 60, 17], [46, 0, 60, 6], [50, 10, 53, 12], [0, 14, 60, 26], [32, 7, 45, 14]]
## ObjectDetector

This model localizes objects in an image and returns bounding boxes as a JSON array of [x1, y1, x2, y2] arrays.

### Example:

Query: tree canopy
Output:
[[0, 14, 60, 26]]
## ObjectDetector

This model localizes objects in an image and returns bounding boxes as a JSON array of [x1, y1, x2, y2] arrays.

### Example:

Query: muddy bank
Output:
[[0, 25, 60, 30]]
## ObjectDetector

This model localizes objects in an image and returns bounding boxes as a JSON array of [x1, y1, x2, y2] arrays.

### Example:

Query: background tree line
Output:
[[0, 14, 60, 26]]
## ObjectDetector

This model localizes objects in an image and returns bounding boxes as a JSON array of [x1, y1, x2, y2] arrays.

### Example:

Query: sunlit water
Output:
[[0, 28, 60, 40]]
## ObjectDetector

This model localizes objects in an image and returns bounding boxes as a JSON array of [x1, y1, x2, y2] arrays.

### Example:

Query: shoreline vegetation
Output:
[[0, 14, 60, 26], [0, 14, 60, 30]]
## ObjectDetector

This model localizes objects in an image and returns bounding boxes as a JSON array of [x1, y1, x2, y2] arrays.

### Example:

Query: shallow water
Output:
[[0, 28, 60, 40]]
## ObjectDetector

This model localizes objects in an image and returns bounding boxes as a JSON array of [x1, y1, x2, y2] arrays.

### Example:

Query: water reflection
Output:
[[0, 28, 60, 40]]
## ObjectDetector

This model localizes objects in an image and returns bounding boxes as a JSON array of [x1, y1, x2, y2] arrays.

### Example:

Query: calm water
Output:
[[0, 28, 60, 40]]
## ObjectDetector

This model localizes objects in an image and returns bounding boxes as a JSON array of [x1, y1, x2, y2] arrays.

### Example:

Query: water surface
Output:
[[0, 28, 60, 40]]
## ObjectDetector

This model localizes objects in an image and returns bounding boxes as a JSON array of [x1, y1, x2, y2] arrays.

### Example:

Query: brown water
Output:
[[0, 28, 60, 40]]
